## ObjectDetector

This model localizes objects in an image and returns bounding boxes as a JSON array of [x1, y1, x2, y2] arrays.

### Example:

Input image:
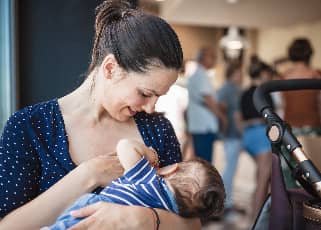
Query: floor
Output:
[[201, 141, 256, 230]]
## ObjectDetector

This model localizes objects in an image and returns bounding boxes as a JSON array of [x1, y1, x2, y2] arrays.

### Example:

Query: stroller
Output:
[[251, 79, 321, 230]]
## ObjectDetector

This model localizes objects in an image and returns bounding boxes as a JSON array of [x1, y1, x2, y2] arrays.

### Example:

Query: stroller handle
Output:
[[253, 79, 321, 198], [253, 79, 321, 114]]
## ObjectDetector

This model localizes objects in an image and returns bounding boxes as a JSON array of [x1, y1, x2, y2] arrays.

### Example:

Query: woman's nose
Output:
[[142, 97, 158, 114]]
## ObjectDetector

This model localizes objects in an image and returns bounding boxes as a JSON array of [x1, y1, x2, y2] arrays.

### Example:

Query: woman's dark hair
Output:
[[88, 0, 183, 74], [288, 38, 313, 64], [248, 55, 273, 80]]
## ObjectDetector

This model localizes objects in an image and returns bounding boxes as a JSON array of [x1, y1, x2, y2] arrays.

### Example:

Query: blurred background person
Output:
[[155, 60, 197, 161], [217, 63, 243, 220], [237, 55, 273, 220], [282, 38, 321, 129], [186, 47, 227, 163], [281, 38, 321, 170], [155, 62, 189, 154]]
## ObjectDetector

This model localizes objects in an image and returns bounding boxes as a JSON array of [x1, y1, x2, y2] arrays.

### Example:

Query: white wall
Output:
[[257, 19, 321, 69]]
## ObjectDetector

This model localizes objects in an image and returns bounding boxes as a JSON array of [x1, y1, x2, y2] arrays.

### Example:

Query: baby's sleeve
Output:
[[123, 157, 155, 184], [0, 111, 40, 218]]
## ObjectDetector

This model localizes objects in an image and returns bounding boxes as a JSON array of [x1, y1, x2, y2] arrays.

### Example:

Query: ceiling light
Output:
[[219, 26, 249, 59], [226, 0, 238, 4]]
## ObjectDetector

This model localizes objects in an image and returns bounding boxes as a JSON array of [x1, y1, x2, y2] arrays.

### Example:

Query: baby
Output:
[[45, 139, 225, 229]]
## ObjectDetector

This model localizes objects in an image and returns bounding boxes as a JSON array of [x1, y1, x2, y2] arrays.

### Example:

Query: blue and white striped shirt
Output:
[[101, 157, 178, 213]]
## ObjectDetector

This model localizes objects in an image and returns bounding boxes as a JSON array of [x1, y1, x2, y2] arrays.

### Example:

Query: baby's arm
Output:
[[116, 139, 158, 172]]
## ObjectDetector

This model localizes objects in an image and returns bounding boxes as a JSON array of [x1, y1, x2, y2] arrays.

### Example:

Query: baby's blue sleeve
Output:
[[123, 157, 155, 184]]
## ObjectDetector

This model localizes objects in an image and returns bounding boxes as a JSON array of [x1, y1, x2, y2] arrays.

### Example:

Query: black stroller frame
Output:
[[251, 79, 321, 230]]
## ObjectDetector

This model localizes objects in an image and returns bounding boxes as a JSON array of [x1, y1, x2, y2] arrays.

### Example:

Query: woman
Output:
[[282, 38, 321, 171], [0, 1, 200, 229], [282, 38, 321, 131], [237, 56, 273, 219]]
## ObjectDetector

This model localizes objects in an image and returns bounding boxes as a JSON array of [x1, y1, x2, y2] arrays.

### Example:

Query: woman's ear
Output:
[[102, 54, 118, 79], [157, 163, 178, 177]]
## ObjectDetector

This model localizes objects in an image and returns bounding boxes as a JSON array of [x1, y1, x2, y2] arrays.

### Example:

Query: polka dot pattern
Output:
[[0, 99, 181, 217]]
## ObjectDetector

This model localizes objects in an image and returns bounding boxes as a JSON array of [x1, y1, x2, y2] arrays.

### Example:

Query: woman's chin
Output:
[[115, 114, 131, 122]]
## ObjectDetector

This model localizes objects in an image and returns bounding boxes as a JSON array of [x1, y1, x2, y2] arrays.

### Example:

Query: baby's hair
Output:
[[168, 158, 225, 219], [88, 0, 183, 74]]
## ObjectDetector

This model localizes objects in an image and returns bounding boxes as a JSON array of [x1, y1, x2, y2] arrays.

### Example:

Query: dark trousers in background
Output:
[[191, 133, 217, 163]]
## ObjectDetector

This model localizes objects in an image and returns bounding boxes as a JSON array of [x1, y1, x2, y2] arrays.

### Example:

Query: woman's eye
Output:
[[143, 94, 152, 98], [140, 91, 152, 98]]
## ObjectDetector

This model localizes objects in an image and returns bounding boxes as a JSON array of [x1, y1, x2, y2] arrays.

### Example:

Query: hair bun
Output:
[[95, 0, 137, 25]]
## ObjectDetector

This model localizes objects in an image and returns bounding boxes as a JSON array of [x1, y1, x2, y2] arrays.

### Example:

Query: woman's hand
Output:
[[0, 154, 124, 230], [67, 203, 201, 230], [80, 153, 124, 188], [68, 203, 149, 230]]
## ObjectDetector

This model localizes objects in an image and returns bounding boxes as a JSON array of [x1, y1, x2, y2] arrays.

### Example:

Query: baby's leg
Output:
[[44, 193, 101, 230]]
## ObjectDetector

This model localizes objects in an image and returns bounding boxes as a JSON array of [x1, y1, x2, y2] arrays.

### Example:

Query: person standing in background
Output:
[[217, 63, 243, 218], [186, 47, 227, 163], [238, 56, 273, 220], [282, 38, 321, 170], [282, 38, 321, 131]]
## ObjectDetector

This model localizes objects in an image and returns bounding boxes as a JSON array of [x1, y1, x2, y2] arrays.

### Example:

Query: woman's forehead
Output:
[[128, 68, 178, 88]]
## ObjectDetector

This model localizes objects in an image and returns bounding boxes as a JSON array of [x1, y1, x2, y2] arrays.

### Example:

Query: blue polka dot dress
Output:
[[0, 99, 182, 218]]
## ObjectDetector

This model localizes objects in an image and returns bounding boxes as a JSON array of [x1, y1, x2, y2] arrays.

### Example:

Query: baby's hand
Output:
[[147, 147, 159, 168]]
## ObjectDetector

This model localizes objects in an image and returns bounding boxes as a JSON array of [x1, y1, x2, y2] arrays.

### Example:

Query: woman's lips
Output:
[[128, 107, 137, 116]]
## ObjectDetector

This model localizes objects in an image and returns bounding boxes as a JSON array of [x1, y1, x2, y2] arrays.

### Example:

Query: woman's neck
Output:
[[58, 71, 112, 124]]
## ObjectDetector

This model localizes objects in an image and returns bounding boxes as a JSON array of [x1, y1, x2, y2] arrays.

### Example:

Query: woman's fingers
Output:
[[68, 202, 112, 230], [70, 202, 102, 218], [68, 221, 88, 230], [68, 213, 101, 230], [81, 153, 123, 187], [68, 217, 94, 230]]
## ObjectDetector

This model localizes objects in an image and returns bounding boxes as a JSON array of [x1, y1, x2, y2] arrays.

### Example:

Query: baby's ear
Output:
[[157, 163, 178, 176]]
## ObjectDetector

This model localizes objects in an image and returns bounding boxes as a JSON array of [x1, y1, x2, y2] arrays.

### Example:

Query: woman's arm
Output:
[[157, 209, 201, 230], [68, 203, 201, 230], [234, 111, 243, 134], [203, 95, 228, 132], [0, 154, 122, 230]]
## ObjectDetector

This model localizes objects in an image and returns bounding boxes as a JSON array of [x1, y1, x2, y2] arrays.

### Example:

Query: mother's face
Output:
[[103, 66, 178, 122]]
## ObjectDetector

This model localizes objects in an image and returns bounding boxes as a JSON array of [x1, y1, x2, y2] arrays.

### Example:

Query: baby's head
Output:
[[161, 158, 225, 219]]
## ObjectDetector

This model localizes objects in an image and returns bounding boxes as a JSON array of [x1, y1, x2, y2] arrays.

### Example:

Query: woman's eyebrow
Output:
[[143, 88, 161, 97]]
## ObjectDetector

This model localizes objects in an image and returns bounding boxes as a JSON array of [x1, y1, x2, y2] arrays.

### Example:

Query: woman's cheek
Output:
[[131, 96, 146, 107]]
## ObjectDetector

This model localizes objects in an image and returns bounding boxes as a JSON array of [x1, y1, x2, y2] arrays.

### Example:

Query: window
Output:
[[0, 0, 17, 130]]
